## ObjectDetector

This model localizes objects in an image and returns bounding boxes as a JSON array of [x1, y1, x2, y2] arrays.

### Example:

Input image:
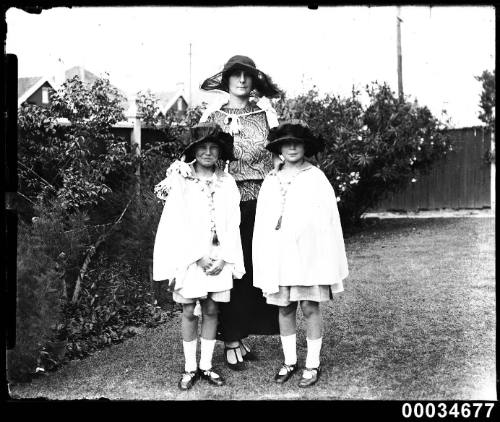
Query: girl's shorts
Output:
[[265, 284, 343, 307], [173, 289, 231, 304]]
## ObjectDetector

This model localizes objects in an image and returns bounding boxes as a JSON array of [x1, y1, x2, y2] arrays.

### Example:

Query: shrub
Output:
[[62, 255, 169, 360], [275, 83, 451, 226], [8, 206, 84, 382], [18, 76, 137, 214]]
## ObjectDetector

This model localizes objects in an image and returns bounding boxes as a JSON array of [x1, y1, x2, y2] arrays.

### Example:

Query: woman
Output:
[[198, 55, 282, 370]]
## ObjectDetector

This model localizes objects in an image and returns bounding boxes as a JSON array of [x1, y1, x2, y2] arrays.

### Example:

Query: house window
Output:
[[42, 87, 49, 104], [177, 97, 183, 110]]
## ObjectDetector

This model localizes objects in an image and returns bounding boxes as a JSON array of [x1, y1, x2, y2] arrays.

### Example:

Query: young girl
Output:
[[153, 122, 244, 391], [252, 120, 349, 388]]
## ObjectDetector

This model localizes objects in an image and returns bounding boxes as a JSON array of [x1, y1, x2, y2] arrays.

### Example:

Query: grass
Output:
[[9, 217, 496, 400]]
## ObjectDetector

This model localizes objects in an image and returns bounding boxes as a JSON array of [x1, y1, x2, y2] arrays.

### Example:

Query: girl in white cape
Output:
[[153, 122, 244, 391], [252, 120, 349, 388]]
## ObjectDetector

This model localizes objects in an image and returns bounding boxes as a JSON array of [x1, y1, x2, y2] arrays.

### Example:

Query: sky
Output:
[[5, 5, 496, 127]]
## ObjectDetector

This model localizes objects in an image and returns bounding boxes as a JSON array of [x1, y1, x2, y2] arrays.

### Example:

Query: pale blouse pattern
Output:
[[153, 165, 245, 299], [252, 166, 349, 294], [200, 95, 279, 201]]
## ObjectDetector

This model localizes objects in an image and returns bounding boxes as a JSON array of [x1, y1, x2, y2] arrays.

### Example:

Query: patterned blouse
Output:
[[205, 103, 274, 201]]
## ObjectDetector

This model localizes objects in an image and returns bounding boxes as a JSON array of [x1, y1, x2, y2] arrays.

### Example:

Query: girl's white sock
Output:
[[199, 338, 216, 371], [183, 339, 198, 372], [280, 333, 297, 366], [305, 337, 322, 369]]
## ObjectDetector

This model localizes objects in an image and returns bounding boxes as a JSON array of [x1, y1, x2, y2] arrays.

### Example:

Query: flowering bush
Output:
[[275, 82, 451, 226]]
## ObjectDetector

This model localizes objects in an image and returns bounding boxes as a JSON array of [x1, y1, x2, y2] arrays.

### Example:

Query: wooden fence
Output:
[[370, 127, 492, 211]]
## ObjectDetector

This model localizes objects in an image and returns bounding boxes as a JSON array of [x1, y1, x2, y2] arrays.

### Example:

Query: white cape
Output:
[[252, 166, 349, 294], [153, 167, 245, 298]]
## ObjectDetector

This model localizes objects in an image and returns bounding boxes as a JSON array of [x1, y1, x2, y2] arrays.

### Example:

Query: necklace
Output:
[[274, 164, 311, 230], [188, 170, 221, 245]]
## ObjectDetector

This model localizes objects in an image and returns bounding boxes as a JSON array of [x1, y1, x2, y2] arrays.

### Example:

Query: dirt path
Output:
[[9, 218, 496, 401]]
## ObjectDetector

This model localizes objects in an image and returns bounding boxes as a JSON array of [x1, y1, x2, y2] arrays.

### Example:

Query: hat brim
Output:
[[200, 62, 281, 99], [182, 135, 236, 163], [265, 135, 324, 157]]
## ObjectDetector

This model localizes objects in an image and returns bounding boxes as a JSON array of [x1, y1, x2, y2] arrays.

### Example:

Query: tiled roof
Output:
[[154, 90, 188, 115], [18, 76, 43, 99], [65, 66, 100, 84]]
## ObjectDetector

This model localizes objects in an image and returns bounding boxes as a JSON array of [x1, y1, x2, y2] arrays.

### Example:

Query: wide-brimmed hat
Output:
[[200, 55, 281, 99], [181, 122, 236, 162], [266, 120, 325, 157]]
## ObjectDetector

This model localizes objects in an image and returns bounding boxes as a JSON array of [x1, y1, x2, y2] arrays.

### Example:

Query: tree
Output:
[[475, 69, 495, 130]]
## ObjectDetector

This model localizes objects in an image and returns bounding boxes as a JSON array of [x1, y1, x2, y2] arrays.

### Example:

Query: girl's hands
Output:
[[197, 256, 213, 271], [205, 259, 226, 276]]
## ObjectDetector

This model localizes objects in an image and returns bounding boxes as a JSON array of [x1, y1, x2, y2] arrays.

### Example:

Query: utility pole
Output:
[[189, 42, 192, 106], [397, 6, 404, 100]]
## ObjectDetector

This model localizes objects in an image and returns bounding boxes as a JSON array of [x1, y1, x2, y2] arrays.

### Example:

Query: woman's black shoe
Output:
[[199, 368, 225, 386], [273, 363, 297, 384], [224, 345, 247, 371], [239, 341, 258, 361]]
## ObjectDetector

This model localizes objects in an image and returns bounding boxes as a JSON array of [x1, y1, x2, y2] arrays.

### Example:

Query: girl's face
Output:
[[227, 69, 253, 98], [280, 141, 306, 164], [194, 141, 220, 168]]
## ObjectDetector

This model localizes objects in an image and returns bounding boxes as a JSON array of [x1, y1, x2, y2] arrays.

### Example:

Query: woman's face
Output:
[[280, 141, 306, 163], [227, 69, 253, 98], [194, 141, 220, 167]]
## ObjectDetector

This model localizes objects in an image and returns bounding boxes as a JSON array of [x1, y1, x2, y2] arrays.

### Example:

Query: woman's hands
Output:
[[196, 256, 226, 276]]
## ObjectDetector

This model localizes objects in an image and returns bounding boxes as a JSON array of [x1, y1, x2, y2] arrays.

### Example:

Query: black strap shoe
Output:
[[273, 363, 297, 384], [298, 366, 321, 388], [224, 345, 247, 371], [199, 368, 225, 386], [239, 341, 258, 361], [178, 370, 198, 391]]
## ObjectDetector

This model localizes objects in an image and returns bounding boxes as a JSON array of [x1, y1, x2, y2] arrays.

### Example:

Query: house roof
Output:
[[65, 66, 100, 84], [155, 90, 188, 115], [18, 76, 55, 106]]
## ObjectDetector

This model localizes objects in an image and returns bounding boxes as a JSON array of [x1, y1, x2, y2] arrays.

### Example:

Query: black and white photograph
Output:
[[4, 5, 496, 405]]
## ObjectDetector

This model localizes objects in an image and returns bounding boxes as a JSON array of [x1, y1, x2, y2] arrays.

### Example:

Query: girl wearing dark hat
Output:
[[252, 120, 349, 388], [198, 55, 282, 370], [153, 122, 244, 390]]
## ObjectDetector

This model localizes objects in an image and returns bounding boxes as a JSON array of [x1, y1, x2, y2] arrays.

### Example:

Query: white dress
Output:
[[252, 165, 348, 297], [153, 165, 245, 300]]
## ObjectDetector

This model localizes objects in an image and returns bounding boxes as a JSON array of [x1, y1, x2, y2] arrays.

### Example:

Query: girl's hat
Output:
[[181, 122, 236, 162], [266, 120, 325, 157], [200, 55, 281, 99]]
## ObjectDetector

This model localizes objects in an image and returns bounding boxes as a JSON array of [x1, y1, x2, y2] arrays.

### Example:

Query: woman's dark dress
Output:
[[205, 103, 279, 341]]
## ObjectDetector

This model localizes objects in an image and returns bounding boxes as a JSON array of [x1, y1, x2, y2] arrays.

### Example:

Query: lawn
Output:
[[9, 217, 496, 401]]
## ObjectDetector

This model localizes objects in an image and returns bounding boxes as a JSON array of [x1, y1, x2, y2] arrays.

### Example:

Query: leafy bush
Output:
[[8, 205, 86, 381], [18, 76, 137, 213], [275, 82, 451, 226], [62, 256, 169, 361]]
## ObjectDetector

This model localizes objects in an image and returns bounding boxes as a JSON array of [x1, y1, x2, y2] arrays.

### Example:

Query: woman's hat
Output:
[[181, 122, 236, 162], [266, 120, 325, 157], [200, 55, 281, 99]]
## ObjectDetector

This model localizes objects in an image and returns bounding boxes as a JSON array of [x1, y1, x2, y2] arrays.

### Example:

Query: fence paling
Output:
[[372, 127, 491, 211]]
